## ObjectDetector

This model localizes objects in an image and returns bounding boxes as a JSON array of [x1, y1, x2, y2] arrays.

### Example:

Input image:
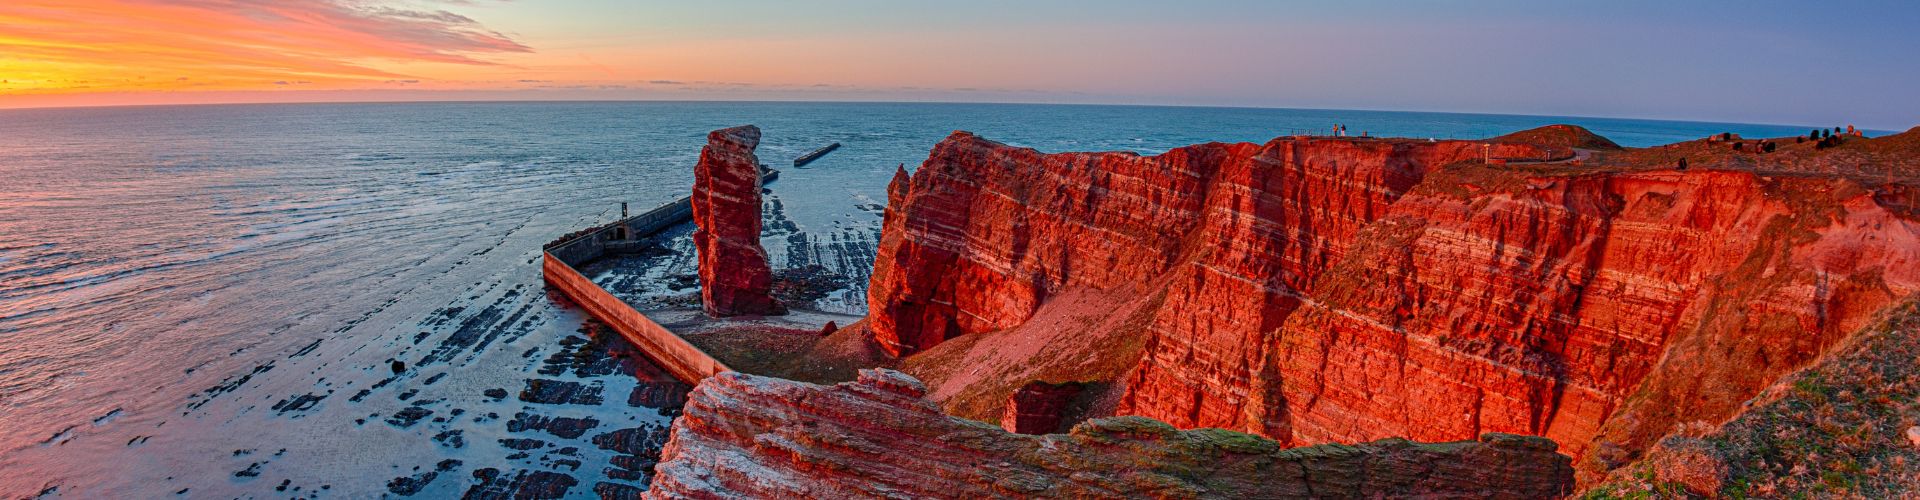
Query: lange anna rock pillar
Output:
[[691, 125, 785, 316]]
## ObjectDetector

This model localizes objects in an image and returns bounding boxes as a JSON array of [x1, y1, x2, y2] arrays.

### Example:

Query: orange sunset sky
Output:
[[2, 0, 1916, 129]]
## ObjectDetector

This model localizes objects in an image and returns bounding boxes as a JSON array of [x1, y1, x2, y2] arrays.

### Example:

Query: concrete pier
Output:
[[792, 143, 840, 167]]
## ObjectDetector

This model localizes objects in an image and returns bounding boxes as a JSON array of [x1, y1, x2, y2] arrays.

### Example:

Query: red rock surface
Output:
[[867, 132, 1555, 356], [1000, 380, 1083, 434], [692, 125, 784, 317], [647, 369, 1575, 499], [864, 126, 1920, 480]]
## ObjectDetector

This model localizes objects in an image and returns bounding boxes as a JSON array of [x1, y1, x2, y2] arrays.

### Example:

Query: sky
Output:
[[1, 0, 1915, 129]]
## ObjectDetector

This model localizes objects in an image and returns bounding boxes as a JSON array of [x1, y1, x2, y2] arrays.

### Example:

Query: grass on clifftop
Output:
[[1583, 300, 1920, 498]]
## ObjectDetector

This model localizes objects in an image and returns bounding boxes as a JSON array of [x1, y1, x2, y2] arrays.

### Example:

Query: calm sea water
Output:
[[0, 101, 1828, 497]]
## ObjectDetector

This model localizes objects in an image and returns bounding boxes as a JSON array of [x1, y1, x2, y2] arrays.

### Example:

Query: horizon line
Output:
[[0, 96, 1903, 134]]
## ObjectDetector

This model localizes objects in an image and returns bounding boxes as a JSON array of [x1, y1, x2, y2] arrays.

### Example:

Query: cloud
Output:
[[0, 0, 531, 92]]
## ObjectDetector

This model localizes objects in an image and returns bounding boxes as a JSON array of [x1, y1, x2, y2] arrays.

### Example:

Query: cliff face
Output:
[[692, 125, 784, 317], [865, 127, 1920, 478], [647, 369, 1575, 499], [1269, 167, 1919, 475], [867, 133, 1555, 356]]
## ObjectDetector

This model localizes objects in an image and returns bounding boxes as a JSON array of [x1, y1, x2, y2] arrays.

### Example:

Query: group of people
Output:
[[1329, 124, 1367, 137]]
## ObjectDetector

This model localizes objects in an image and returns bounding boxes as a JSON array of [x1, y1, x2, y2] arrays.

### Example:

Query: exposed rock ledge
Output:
[[647, 369, 1574, 499]]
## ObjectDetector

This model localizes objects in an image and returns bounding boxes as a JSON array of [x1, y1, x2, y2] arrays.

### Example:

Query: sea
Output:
[[0, 101, 1837, 497]]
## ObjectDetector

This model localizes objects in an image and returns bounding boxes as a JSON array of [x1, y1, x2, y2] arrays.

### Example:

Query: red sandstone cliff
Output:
[[692, 125, 785, 317], [864, 126, 1920, 481], [647, 369, 1575, 499]]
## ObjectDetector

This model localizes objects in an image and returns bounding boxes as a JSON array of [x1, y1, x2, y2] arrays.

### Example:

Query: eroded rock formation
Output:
[[647, 369, 1575, 499], [692, 125, 784, 317], [865, 126, 1920, 480]]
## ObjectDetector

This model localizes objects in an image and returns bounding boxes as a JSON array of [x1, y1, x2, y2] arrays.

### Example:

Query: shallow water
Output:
[[0, 101, 1828, 497]]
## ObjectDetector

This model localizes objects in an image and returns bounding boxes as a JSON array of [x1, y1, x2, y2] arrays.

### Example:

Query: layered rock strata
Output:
[[692, 125, 784, 317], [647, 369, 1575, 499], [865, 127, 1920, 479]]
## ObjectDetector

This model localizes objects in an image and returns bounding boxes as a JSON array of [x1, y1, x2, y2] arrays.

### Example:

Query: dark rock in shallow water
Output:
[[386, 471, 439, 496], [385, 406, 433, 428], [610, 454, 655, 472], [626, 381, 689, 410], [483, 388, 508, 400], [590, 426, 670, 456], [505, 412, 600, 440], [463, 468, 576, 500], [604, 467, 643, 482], [605, 454, 657, 483], [517, 379, 603, 405], [432, 429, 466, 449], [593, 482, 644, 500], [499, 438, 547, 451], [537, 333, 626, 378], [233, 461, 264, 478], [271, 393, 326, 414], [387, 459, 462, 496]]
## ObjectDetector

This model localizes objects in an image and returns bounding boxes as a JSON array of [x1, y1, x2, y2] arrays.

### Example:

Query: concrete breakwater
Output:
[[541, 166, 781, 384], [792, 142, 840, 167]]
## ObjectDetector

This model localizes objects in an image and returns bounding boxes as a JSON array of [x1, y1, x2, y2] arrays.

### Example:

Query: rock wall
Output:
[[692, 125, 785, 317], [647, 369, 1575, 499], [865, 127, 1920, 478]]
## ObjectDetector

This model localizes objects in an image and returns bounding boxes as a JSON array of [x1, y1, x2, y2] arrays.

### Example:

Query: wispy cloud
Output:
[[0, 0, 530, 92]]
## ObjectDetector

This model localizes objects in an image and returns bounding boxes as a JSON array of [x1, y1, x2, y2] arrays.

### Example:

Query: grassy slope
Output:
[[1583, 300, 1920, 498]]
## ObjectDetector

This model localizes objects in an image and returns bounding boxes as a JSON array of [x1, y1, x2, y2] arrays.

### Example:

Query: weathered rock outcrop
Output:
[[692, 125, 784, 317], [865, 126, 1920, 480], [648, 369, 1575, 499]]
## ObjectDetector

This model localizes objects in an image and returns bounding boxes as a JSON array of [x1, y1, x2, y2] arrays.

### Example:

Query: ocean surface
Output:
[[0, 101, 1832, 497]]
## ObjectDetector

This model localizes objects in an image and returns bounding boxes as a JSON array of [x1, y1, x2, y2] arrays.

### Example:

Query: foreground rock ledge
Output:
[[647, 369, 1574, 499]]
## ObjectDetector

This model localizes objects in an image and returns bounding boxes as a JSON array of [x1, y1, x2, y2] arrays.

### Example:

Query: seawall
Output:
[[539, 165, 781, 384], [542, 253, 729, 383]]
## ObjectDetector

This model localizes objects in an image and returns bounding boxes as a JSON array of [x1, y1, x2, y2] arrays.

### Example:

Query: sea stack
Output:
[[692, 125, 785, 317]]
